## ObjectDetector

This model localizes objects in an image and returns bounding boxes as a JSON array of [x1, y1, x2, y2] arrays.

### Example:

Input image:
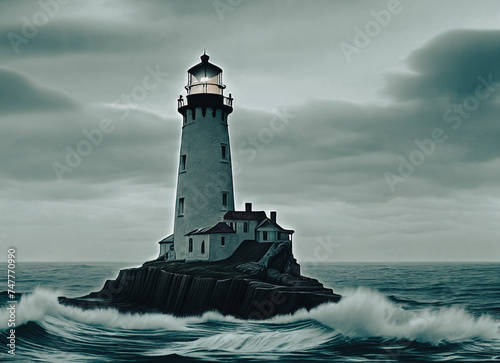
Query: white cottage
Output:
[[184, 222, 238, 262], [159, 202, 294, 262]]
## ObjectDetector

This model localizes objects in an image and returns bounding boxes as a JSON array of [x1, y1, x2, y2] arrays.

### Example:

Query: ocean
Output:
[[1, 262, 499, 362]]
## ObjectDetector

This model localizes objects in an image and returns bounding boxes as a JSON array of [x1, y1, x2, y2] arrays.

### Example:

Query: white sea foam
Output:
[[151, 288, 500, 356], [194, 328, 334, 351], [269, 287, 500, 344], [2, 287, 499, 346], [0, 288, 189, 331], [148, 328, 335, 357]]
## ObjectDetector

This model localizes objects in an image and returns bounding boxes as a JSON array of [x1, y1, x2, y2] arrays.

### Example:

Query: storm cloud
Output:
[[1, 0, 499, 262]]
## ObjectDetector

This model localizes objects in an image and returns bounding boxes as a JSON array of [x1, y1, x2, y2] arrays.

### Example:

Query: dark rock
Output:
[[236, 241, 301, 279], [59, 241, 341, 319]]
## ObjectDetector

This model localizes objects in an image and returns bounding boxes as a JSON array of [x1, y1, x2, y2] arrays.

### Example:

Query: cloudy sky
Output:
[[1, 0, 499, 263]]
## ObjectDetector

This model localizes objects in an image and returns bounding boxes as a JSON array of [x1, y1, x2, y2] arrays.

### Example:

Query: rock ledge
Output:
[[59, 241, 340, 319]]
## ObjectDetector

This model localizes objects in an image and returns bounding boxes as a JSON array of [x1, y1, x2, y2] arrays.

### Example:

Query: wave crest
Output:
[[2, 287, 498, 345], [0, 288, 190, 331], [272, 287, 500, 344]]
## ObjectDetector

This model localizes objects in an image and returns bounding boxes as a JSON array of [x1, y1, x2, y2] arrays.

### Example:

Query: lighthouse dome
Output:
[[186, 53, 225, 95]]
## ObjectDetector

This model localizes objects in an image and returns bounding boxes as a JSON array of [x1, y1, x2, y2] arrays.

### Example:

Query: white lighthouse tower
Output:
[[158, 53, 294, 262], [169, 53, 235, 260]]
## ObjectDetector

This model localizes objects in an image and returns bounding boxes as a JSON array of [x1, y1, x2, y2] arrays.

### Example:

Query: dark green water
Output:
[[1, 262, 499, 362]]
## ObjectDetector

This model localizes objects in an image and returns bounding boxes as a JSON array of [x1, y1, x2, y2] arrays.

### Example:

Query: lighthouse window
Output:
[[178, 198, 185, 215], [222, 192, 228, 209], [180, 154, 186, 172], [221, 237, 225, 246], [188, 238, 193, 253], [221, 144, 227, 160], [201, 241, 205, 254], [243, 222, 248, 233]]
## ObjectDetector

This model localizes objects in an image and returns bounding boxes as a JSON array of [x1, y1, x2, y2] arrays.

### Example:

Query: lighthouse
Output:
[[158, 53, 294, 262], [170, 53, 235, 260]]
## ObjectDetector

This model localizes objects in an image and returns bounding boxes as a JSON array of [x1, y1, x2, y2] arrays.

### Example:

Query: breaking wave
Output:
[[2, 287, 498, 349], [0, 288, 190, 331], [276, 287, 500, 344]]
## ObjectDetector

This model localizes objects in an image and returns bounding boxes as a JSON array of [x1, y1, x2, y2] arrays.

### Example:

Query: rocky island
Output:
[[60, 241, 340, 319]]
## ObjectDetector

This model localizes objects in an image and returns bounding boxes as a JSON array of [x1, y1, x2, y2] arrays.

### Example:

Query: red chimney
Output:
[[245, 203, 252, 212]]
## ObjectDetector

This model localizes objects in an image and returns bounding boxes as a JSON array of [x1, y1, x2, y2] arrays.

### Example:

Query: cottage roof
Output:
[[185, 222, 236, 236], [224, 210, 267, 221], [158, 234, 174, 244], [255, 218, 294, 234]]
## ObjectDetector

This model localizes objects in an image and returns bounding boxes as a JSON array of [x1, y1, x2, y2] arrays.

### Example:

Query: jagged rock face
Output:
[[259, 241, 301, 275], [59, 242, 341, 319], [60, 266, 340, 320], [237, 241, 301, 278]]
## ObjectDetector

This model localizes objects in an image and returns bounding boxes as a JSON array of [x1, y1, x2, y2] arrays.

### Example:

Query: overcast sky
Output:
[[1, 0, 499, 263]]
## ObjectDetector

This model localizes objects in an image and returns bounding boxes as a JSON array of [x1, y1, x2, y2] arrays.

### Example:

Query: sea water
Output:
[[0, 262, 499, 362]]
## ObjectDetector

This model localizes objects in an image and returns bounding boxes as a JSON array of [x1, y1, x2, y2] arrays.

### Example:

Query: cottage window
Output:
[[221, 237, 225, 246], [262, 231, 268, 241], [188, 238, 193, 252], [201, 240, 205, 254]]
